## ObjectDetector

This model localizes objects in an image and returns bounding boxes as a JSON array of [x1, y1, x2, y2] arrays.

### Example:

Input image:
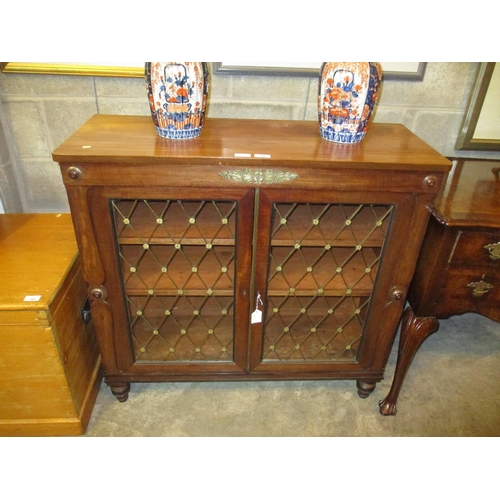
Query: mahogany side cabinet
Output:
[[52, 115, 450, 412]]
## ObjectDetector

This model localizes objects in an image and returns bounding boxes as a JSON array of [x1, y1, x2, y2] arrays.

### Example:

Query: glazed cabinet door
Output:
[[86, 186, 255, 377], [249, 188, 421, 378]]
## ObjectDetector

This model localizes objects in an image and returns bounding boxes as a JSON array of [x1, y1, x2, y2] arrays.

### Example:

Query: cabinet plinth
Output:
[[53, 115, 450, 409]]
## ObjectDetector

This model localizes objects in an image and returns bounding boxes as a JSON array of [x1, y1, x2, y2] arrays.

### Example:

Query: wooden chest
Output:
[[0, 213, 101, 436]]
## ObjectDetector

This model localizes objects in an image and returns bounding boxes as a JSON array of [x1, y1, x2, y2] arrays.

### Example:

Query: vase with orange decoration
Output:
[[318, 62, 382, 143], [145, 62, 209, 139]]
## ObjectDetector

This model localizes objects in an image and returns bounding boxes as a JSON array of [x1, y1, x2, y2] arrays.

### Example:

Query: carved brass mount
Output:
[[218, 169, 298, 184], [467, 275, 494, 297], [484, 241, 500, 260]]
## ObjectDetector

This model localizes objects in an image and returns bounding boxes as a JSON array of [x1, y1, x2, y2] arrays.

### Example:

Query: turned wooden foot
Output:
[[379, 307, 439, 416], [357, 380, 377, 398], [109, 382, 131, 402]]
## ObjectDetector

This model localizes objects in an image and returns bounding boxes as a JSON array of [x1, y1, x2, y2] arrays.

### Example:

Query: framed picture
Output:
[[1, 62, 426, 81], [0, 62, 144, 77], [213, 62, 427, 80], [455, 62, 500, 151]]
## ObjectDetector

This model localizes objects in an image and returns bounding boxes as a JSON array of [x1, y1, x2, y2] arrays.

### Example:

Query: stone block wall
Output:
[[0, 62, 499, 213]]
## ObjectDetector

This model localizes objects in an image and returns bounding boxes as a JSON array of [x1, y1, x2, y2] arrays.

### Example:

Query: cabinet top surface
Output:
[[52, 115, 450, 171], [433, 159, 500, 228], [0, 214, 78, 311]]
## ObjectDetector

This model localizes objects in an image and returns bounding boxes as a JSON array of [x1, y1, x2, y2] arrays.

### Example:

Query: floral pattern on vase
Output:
[[145, 62, 209, 139], [318, 62, 382, 144]]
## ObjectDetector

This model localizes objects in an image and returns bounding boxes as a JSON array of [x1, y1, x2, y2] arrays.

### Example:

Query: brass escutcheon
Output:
[[484, 241, 500, 260]]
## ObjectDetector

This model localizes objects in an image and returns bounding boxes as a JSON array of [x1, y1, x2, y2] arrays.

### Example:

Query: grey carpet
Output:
[[84, 311, 500, 436]]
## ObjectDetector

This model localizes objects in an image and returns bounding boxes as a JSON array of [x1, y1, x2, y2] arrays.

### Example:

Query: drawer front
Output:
[[437, 270, 500, 322], [449, 231, 500, 268]]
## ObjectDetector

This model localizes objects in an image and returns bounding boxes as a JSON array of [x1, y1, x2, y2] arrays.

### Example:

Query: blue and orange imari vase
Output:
[[318, 62, 382, 144], [145, 62, 209, 139]]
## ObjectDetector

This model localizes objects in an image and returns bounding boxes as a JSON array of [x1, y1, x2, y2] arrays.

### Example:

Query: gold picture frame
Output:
[[0, 62, 426, 81], [1, 62, 427, 81], [456, 62, 500, 151], [0, 62, 144, 78]]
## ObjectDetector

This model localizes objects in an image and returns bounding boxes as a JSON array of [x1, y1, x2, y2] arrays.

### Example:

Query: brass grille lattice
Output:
[[112, 199, 237, 362], [263, 203, 393, 362]]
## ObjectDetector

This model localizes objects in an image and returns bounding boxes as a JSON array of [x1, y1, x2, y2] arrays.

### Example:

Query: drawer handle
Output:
[[467, 275, 494, 297], [484, 242, 500, 260]]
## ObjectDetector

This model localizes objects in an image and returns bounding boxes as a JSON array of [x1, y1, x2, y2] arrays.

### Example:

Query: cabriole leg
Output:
[[379, 307, 439, 416]]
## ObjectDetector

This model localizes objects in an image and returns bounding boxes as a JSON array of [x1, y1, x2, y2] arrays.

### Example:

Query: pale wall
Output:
[[0, 62, 499, 213]]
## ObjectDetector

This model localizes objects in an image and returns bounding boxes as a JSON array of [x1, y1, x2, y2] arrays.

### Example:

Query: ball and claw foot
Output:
[[378, 398, 398, 416]]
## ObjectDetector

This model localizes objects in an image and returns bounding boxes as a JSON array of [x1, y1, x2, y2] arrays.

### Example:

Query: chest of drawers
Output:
[[380, 159, 500, 415]]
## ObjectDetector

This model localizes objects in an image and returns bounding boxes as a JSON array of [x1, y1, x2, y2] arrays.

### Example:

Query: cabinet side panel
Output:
[[359, 193, 439, 370], [407, 216, 450, 315], [64, 183, 105, 286]]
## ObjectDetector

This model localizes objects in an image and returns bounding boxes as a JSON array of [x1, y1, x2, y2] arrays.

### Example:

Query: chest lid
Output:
[[0, 213, 78, 315]]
